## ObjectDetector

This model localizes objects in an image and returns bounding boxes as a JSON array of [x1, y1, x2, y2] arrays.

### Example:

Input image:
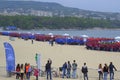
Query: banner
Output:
[[4, 42, 15, 72], [36, 54, 41, 76], [37, 54, 41, 70]]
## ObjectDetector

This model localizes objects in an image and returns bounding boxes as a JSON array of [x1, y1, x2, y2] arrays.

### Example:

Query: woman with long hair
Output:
[[98, 64, 103, 80], [103, 63, 109, 80], [20, 64, 24, 80], [16, 63, 20, 80]]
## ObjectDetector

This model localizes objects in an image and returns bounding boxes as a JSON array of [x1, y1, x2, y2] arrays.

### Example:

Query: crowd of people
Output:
[[61, 61, 117, 80], [98, 62, 117, 80], [15, 60, 117, 80], [15, 63, 39, 80], [61, 60, 78, 79]]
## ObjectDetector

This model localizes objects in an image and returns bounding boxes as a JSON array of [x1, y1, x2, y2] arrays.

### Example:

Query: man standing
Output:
[[81, 63, 88, 80], [45, 58, 52, 80], [109, 62, 117, 80], [62, 62, 67, 78], [72, 60, 77, 78], [67, 61, 71, 78]]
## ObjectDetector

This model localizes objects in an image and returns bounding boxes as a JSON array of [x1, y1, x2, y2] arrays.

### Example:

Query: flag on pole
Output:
[[3, 42, 15, 75]]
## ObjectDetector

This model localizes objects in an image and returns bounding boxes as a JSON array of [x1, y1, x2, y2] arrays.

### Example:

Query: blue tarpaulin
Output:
[[1, 31, 10, 36], [55, 38, 84, 45], [20, 33, 35, 39], [4, 42, 15, 72], [6, 26, 17, 30]]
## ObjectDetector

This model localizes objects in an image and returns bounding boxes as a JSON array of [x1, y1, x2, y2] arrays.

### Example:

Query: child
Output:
[[34, 68, 39, 80]]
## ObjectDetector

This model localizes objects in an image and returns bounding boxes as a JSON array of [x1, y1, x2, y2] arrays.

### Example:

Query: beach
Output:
[[0, 35, 120, 80]]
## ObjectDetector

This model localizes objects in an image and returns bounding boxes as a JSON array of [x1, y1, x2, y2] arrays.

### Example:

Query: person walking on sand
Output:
[[72, 60, 77, 79], [108, 62, 117, 80], [98, 64, 103, 80], [103, 63, 109, 80], [45, 58, 52, 80], [81, 63, 88, 80]]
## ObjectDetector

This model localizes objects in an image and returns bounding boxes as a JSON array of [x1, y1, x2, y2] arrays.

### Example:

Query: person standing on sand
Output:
[[45, 58, 52, 80], [81, 63, 88, 80], [35, 53, 38, 64], [103, 63, 109, 80], [20, 64, 24, 80], [34, 67, 39, 80], [31, 39, 34, 44], [26, 63, 32, 80], [67, 61, 71, 78], [24, 63, 27, 79], [98, 64, 103, 80], [72, 60, 77, 79], [49, 39, 54, 46], [62, 62, 67, 78], [108, 62, 117, 80], [16, 64, 21, 80]]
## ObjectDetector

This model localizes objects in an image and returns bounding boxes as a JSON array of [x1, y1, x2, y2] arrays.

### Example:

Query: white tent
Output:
[[80, 35, 89, 42], [48, 33, 53, 35], [63, 33, 69, 36], [80, 34, 89, 38], [115, 36, 120, 39], [114, 36, 120, 42], [48, 33, 54, 38]]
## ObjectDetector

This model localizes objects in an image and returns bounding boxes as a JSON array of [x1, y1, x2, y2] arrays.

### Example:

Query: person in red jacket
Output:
[[34, 67, 39, 80]]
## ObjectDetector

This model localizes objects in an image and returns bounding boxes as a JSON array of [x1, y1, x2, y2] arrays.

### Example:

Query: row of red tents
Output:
[[86, 38, 120, 52], [0, 31, 120, 52], [0, 31, 86, 45]]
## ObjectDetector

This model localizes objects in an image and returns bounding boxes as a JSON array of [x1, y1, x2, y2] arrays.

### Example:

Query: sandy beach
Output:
[[0, 35, 120, 80]]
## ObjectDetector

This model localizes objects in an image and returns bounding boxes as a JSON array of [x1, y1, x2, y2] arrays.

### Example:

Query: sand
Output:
[[0, 35, 120, 80]]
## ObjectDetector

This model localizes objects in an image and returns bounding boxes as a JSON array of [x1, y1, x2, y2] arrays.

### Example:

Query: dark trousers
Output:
[[36, 76, 38, 80], [16, 73, 20, 79], [98, 71, 103, 80], [26, 72, 31, 80], [21, 73, 24, 80], [46, 70, 52, 80], [83, 73, 88, 80]]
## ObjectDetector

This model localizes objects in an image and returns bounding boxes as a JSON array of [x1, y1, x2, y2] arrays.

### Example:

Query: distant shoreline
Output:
[[1, 27, 120, 32]]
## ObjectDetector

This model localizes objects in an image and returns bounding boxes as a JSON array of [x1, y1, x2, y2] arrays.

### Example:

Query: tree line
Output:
[[0, 15, 120, 30]]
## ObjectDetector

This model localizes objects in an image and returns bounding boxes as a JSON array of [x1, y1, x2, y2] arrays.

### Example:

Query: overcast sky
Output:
[[14, 0, 120, 12]]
